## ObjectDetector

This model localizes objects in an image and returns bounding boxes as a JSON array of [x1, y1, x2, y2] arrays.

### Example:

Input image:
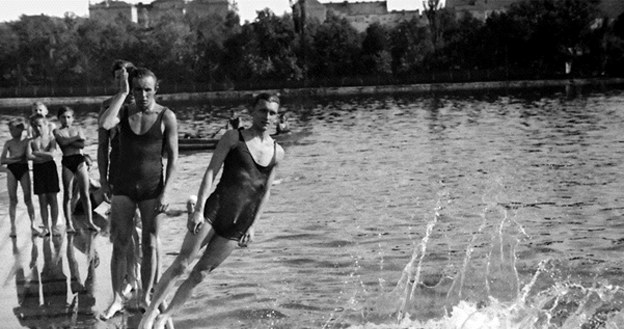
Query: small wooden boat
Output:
[[178, 130, 296, 152], [178, 137, 220, 151]]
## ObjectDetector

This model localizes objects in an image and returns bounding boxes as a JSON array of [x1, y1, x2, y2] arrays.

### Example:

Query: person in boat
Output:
[[99, 66, 178, 319], [138, 92, 285, 329], [276, 112, 290, 134]]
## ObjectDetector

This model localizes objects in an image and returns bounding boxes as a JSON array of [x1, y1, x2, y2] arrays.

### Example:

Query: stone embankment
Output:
[[1, 78, 622, 109]]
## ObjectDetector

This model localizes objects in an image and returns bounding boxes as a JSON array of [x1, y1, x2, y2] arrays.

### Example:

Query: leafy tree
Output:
[[0, 23, 21, 87], [310, 13, 361, 77], [389, 18, 432, 74], [224, 9, 300, 82], [503, 0, 601, 74], [361, 23, 391, 74]]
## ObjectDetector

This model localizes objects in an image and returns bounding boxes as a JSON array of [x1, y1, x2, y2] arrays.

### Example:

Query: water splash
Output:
[[337, 177, 624, 329]]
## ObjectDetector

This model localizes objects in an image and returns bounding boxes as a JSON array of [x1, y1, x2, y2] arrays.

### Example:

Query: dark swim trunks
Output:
[[203, 129, 277, 241], [7, 162, 29, 181], [112, 107, 167, 201], [33, 160, 60, 195], [62, 154, 86, 174]]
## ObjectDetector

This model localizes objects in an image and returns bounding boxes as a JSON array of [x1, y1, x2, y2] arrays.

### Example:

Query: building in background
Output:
[[89, 0, 229, 27], [292, 0, 423, 32]]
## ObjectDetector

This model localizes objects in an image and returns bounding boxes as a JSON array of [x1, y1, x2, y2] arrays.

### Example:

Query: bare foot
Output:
[[100, 299, 124, 320]]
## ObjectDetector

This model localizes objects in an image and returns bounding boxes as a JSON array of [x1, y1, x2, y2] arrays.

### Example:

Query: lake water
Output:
[[0, 86, 624, 329]]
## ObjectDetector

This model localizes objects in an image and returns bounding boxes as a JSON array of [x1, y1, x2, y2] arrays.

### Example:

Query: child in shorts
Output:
[[29, 114, 62, 235], [1, 118, 38, 237]]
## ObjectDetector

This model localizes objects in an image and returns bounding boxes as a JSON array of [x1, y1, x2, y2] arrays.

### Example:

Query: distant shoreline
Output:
[[1, 77, 623, 109]]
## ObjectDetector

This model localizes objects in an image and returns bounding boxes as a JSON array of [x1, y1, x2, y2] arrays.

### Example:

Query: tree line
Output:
[[1, 0, 623, 94]]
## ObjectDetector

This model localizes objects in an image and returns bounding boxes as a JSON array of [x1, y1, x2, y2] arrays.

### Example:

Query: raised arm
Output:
[[99, 68, 129, 130], [188, 129, 238, 234]]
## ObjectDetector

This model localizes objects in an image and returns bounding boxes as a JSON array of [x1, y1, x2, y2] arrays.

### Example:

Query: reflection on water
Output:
[[12, 231, 98, 328], [1, 87, 624, 328]]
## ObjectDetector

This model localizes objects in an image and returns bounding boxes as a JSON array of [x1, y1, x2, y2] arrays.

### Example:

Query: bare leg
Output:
[[61, 168, 75, 233], [76, 164, 98, 231], [153, 235, 237, 329], [138, 223, 217, 329], [7, 173, 18, 237], [137, 199, 160, 308], [101, 195, 136, 320], [47, 193, 60, 235], [20, 173, 38, 234], [38, 195, 50, 234]]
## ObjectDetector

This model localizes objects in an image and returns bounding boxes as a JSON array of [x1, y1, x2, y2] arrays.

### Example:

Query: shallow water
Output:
[[0, 87, 624, 328]]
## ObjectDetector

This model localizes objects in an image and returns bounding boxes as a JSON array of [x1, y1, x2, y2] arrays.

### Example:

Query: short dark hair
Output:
[[253, 92, 280, 106], [8, 117, 26, 129], [129, 67, 158, 88], [111, 59, 136, 78], [57, 106, 74, 118]]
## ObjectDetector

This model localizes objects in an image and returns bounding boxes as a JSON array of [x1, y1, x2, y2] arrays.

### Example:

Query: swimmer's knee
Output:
[[188, 268, 208, 285]]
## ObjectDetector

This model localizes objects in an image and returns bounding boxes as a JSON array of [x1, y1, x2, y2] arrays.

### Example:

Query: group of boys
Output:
[[1, 102, 86, 237]]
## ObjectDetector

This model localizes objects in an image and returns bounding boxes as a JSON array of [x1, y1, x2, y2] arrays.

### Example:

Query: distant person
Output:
[[276, 112, 290, 134], [139, 92, 285, 329], [1, 118, 38, 237], [99, 66, 178, 319], [29, 114, 61, 236], [53, 106, 99, 232]]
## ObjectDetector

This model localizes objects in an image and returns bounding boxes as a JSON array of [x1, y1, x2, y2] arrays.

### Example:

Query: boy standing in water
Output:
[[54, 106, 99, 232], [29, 114, 61, 236], [139, 93, 284, 329], [1, 118, 38, 237]]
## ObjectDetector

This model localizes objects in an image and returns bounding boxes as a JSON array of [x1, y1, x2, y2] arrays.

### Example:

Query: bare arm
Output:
[[99, 68, 129, 129], [0, 143, 10, 165], [188, 129, 238, 234], [53, 129, 84, 146], [97, 127, 111, 186], [157, 109, 179, 212], [32, 135, 56, 160]]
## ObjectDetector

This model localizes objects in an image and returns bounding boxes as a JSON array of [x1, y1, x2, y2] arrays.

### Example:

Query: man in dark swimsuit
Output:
[[139, 93, 284, 329], [97, 60, 142, 307], [99, 67, 178, 319]]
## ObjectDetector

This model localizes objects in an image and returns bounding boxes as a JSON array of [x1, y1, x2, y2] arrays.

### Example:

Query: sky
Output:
[[0, 0, 425, 24]]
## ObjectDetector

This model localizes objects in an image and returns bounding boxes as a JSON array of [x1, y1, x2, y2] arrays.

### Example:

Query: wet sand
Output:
[[0, 143, 198, 329]]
